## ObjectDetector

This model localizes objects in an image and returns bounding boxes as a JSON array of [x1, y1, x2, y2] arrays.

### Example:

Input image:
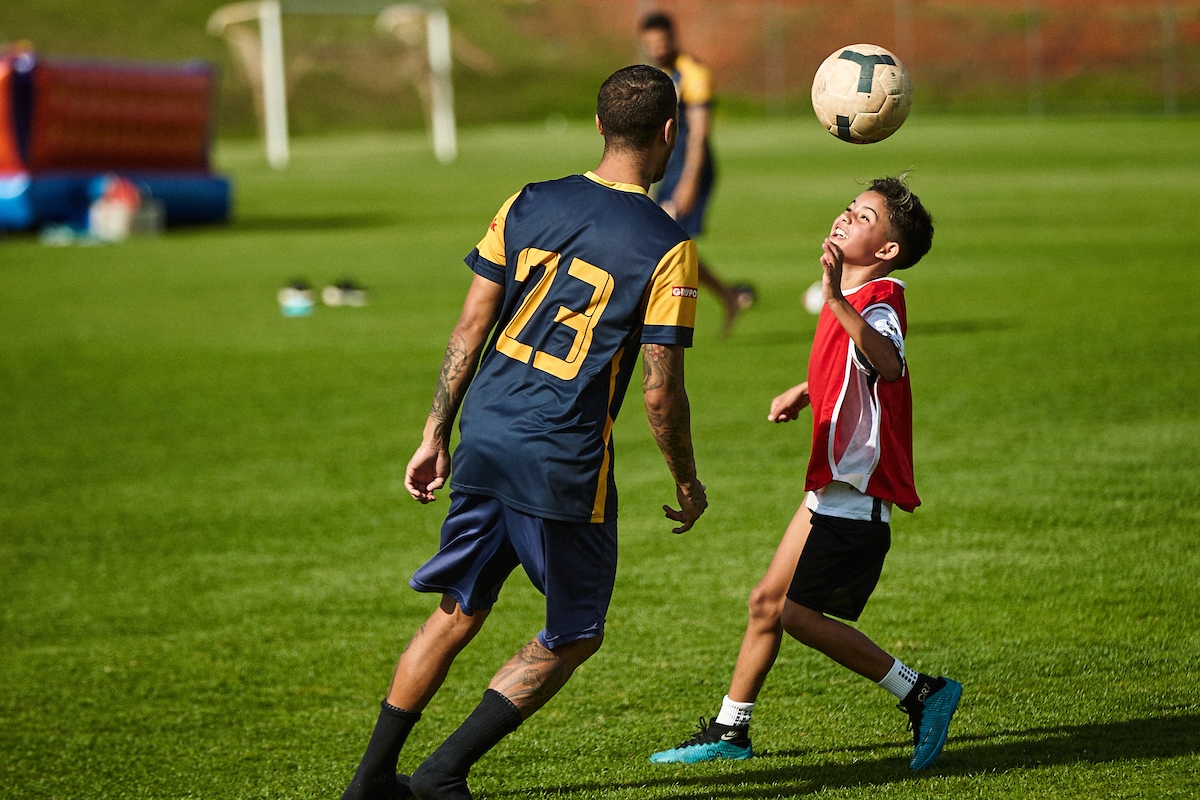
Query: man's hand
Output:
[[768, 382, 810, 423], [405, 442, 451, 503], [664, 480, 707, 534]]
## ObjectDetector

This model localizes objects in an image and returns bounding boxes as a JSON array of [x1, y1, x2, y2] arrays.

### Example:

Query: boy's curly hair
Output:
[[870, 175, 934, 270]]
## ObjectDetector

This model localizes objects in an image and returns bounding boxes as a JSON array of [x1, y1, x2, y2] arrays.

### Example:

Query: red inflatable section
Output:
[[0, 61, 21, 171], [27, 59, 214, 173], [0, 53, 231, 230]]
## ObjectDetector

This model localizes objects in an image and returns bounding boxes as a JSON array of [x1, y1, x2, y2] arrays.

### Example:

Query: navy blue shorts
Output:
[[409, 492, 617, 650]]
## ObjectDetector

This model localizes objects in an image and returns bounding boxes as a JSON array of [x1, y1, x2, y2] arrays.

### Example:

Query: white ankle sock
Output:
[[878, 659, 919, 700], [715, 695, 754, 727]]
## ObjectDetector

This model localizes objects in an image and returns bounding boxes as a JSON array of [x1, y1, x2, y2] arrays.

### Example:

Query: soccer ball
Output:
[[811, 44, 912, 144], [803, 280, 824, 315]]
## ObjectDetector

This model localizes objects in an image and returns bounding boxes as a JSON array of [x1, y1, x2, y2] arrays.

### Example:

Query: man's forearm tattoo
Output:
[[430, 330, 475, 441], [642, 345, 696, 482], [642, 343, 672, 392]]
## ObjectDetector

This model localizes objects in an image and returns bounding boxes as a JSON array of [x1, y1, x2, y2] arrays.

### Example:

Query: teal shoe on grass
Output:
[[650, 717, 752, 764], [900, 676, 962, 770]]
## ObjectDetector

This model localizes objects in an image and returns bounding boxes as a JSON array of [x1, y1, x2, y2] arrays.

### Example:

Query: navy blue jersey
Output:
[[449, 172, 699, 523], [657, 53, 716, 234]]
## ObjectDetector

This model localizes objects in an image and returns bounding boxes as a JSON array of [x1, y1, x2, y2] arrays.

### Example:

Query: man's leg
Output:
[[343, 596, 489, 800], [487, 635, 603, 715], [409, 635, 602, 800], [388, 596, 491, 711]]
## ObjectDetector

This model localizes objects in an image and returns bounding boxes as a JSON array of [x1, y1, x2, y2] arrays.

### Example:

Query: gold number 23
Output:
[[495, 248, 614, 381]]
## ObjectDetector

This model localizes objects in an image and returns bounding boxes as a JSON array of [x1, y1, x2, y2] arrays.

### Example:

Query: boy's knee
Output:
[[747, 581, 787, 626]]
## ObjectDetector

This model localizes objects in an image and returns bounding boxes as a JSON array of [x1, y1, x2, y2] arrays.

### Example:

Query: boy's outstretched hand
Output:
[[768, 382, 810, 423]]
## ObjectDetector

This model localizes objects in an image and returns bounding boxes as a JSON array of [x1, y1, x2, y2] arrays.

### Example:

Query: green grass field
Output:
[[3, 114, 1199, 799]]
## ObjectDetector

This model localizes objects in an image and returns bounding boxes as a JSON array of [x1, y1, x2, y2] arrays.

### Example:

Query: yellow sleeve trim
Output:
[[676, 55, 714, 106], [644, 239, 699, 329], [476, 191, 521, 266]]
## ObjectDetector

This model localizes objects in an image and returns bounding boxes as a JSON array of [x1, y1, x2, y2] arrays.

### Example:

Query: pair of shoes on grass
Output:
[[650, 676, 962, 771]]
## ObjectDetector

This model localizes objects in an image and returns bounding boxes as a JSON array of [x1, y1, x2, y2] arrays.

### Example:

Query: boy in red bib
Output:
[[652, 176, 961, 771]]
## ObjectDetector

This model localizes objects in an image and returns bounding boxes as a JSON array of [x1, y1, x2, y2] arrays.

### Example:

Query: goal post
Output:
[[207, 1, 289, 169], [207, 1, 457, 169], [377, 5, 456, 164]]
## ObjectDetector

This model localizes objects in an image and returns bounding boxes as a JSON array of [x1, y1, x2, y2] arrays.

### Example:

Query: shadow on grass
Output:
[[231, 213, 395, 232], [907, 318, 1015, 337], [499, 714, 1200, 799]]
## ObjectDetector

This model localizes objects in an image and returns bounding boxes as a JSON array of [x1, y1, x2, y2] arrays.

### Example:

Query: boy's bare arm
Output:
[[642, 343, 707, 533], [768, 382, 810, 423], [820, 239, 904, 382]]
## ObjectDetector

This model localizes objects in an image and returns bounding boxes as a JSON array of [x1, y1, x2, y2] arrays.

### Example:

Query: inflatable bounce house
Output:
[[0, 50, 231, 232]]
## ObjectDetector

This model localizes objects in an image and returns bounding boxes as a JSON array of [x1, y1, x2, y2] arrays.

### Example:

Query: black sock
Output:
[[343, 701, 422, 800], [409, 689, 523, 800], [902, 674, 944, 707]]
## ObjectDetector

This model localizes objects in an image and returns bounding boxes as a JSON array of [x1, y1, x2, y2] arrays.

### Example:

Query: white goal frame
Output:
[[207, 1, 457, 169]]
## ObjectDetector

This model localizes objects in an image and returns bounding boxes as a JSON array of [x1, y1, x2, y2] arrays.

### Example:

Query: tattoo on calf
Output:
[[490, 641, 564, 707]]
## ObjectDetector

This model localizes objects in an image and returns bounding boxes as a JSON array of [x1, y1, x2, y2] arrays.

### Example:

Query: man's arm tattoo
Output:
[[430, 329, 477, 442], [642, 343, 671, 392], [642, 345, 697, 483]]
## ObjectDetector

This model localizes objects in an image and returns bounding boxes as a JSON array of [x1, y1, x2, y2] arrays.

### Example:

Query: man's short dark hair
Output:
[[870, 175, 934, 269], [639, 12, 674, 33], [596, 65, 677, 151]]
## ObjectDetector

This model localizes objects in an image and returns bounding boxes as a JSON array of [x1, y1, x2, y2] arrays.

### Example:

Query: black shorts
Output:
[[786, 511, 891, 622]]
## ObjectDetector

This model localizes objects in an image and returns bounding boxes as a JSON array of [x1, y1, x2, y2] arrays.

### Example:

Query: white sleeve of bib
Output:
[[852, 303, 906, 374]]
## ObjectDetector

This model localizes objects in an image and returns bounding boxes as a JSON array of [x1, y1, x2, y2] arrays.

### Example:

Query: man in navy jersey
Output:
[[342, 65, 708, 800], [640, 12, 755, 336]]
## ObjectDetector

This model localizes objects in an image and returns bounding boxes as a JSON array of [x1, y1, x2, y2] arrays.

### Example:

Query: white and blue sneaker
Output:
[[900, 676, 962, 770], [650, 717, 753, 764]]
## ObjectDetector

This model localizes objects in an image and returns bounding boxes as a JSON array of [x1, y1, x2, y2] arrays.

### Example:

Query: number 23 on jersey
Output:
[[496, 247, 614, 381]]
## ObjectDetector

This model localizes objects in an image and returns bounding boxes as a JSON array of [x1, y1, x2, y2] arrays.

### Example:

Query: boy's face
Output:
[[828, 190, 899, 266]]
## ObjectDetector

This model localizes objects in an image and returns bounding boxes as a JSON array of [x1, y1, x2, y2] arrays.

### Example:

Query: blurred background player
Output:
[[649, 177, 961, 772], [341, 65, 708, 800], [639, 11, 754, 337]]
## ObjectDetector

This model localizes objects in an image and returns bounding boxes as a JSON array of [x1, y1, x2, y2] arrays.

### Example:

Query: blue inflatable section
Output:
[[0, 171, 231, 230]]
